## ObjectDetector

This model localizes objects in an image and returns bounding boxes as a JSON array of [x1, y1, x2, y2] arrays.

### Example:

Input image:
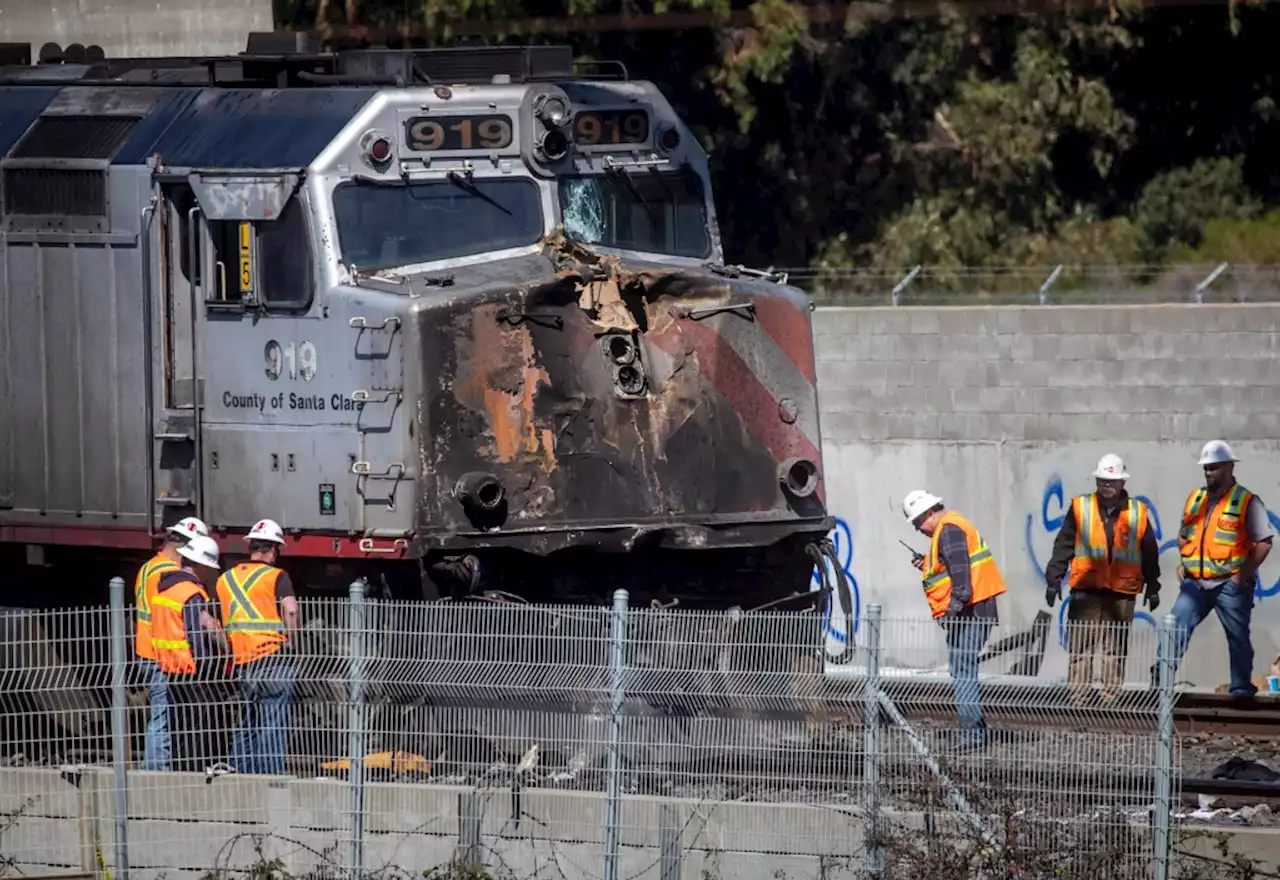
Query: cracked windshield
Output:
[[332, 177, 543, 269], [560, 169, 710, 258]]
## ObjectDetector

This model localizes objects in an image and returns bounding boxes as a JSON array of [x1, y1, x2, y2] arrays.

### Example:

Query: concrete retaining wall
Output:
[[0, 766, 865, 880], [9, 766, 1280, 878], [813, 302, 1280, 690], [0, 0, 273, 57]]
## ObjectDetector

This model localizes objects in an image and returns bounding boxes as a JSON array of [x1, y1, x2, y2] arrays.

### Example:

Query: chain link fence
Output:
[[766, 263, 1280, 307], [0, 580, 1185, 879]]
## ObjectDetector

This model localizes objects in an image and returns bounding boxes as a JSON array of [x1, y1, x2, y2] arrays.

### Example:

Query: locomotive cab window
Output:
[[331, 177, 543, 270], [185, 196, 315, 311], [559, 168, 711, 259]]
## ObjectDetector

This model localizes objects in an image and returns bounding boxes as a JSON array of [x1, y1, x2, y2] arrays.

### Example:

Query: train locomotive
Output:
[[0, 35, 846, 624]]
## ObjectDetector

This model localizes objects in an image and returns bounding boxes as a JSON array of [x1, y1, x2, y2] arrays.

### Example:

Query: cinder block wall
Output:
[[0, 0, 273, 57], [813, 303, 1280, 688]]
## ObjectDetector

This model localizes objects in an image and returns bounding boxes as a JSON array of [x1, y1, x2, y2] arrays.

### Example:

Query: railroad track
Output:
[[838, 679, 1280, 737]]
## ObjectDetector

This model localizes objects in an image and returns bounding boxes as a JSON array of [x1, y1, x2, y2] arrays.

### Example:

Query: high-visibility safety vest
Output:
[[1066, 494, 1150, 595], [1179, 483, 1256, 581], [151, 579, 209, 676], [134, 554, 180, 661], [215, 562, 287, 665], [921, 511, 1007, 618]]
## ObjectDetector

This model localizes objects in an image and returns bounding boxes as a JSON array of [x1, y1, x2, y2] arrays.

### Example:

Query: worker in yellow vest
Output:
[[134, 516, 209, 771], [217, 518, 299, 775], [1044, 454, 1161, 705], [903, 489, 1007, 751], [1169, 440, 1274, 696], [150, 534, 228, 773]]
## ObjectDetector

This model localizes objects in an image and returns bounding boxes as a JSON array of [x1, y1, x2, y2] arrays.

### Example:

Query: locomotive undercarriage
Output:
[[0, 529, 855, 776], [293, 530, 857, 782]]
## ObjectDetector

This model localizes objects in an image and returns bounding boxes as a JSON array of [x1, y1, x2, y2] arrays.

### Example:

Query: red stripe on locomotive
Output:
[[750, 296, 818, 386], [647, 317, 824, 505]]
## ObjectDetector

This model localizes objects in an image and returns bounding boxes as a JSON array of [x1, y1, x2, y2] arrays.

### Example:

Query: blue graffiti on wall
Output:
[[1025, 473, 1280, 649], [811, 517, 861, 643]]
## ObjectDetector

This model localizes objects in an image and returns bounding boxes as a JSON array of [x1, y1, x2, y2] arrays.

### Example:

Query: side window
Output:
[[198, 196, 315, 311], [256, 197, 314, 310]]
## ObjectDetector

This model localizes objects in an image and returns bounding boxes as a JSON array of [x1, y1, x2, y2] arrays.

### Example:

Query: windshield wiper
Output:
[[605, 164, 656, 219], [445, 170, 512, 216]]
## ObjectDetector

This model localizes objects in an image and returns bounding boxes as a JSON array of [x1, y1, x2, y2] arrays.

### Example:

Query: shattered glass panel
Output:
[[561, 178, 606, 243], [557, 169, 711, 258]]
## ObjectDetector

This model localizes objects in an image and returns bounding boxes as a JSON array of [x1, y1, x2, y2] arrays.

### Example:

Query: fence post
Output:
[[1153, 613, 1177, 880], [862, 603, 883, 879], [347, 580, 367, 880], [603, 588, 629, 880], [108, 576, 130, 880], [658, 803, 681, 880]]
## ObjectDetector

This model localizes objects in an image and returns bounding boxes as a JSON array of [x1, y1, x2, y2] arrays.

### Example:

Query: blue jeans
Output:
[[230, 654, 295, 775], [1171, 577, 1257, 696], [945, 618, 993, 731], [142, 661, 171, 771]]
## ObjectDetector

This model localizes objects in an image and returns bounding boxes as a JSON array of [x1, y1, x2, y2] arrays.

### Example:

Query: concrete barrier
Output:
[[813, 302, 1280, 691], [0, 766, 866, 880], [0, 0, 273, 58]]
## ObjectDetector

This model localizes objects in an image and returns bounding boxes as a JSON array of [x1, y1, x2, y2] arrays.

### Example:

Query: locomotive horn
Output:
[[454, 471, 505, 512]]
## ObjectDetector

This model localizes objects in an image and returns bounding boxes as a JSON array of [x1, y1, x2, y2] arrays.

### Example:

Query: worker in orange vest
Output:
[[150, 534, 228, 773], [217, 518, 299, 775], [1045, 454, 1161, 705], [1169, 440, 1274, 696], [903, 489, 1007, 751], [134, 516, 209, 771]]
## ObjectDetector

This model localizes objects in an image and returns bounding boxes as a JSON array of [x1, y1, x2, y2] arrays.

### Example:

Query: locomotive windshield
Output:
[[559, 168, 711, 258], [331, 176, 543, 269]]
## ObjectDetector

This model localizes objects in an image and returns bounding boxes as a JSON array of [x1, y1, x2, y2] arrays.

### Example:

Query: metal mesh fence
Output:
[[0, 581, 1183, 880], [779, 262, 1280, 307]]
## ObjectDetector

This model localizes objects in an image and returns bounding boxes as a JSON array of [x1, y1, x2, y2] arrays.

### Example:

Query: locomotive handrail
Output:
[[351, 460, 406, 479], [349, 315, 401, 331], [349, 389, 401, 403], [186, 204, 205, 518], [140, 199, 158, 533], [357, 537, 409, 554]]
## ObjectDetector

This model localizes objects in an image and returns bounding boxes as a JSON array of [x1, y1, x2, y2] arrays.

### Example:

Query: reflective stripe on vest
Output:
[[1179, 484, 1254, 580], [216, 562, 286, 665], [1067, 494, 1147, 594], [920, 510, 1008, 619], [151, 580, 208, 676], [134, 555, 180, 661]]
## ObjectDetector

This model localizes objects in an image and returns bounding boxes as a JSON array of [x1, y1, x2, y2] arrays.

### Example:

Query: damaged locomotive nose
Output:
[[454, 471, 506, 513], [778, 457, 819, 498]]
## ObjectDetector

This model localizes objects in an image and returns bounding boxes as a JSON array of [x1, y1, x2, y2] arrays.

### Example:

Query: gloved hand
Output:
[[1045, 581, 1060, 608], [1143, 585, 1160, 612]]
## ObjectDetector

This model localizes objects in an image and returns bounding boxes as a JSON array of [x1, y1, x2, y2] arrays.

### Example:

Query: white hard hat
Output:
[[1198, 439, 1238, 466], [1092, 453, 1129, 481], [177, 534, 220, 570], [245, 518, 286, 545], [166, 516, 210, 541], [903, 489, 944, 523]]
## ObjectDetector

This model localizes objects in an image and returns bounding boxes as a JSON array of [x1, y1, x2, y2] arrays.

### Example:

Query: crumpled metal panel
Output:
[[128, 88, 378, 170], [412, 238, 830, 558]]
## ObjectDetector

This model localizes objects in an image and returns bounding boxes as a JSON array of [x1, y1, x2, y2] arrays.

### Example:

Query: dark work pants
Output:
[[168, 673, 233, 774]]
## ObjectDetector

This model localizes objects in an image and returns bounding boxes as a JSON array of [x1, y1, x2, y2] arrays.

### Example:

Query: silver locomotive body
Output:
[[0, 41, 834, 608]]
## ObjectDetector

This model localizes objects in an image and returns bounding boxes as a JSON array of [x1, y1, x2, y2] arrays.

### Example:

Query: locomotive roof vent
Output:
[[0, 42, 31, 66], [244, 31, 320, 55], [241, 31, 574, 84]]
